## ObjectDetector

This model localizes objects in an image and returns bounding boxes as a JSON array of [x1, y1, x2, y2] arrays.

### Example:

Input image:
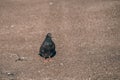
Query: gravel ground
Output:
[[0, 0, 120, 80]]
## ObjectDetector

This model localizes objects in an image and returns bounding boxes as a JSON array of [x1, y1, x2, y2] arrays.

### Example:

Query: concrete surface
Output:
[[0, 0, 120, 80]]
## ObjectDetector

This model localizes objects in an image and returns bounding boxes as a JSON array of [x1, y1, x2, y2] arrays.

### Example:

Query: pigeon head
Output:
[[46, 33, 52, 38]]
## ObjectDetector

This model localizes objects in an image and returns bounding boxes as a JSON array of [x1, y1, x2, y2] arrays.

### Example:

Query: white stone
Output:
[[49, 2, 53, 5], [11, 25, 14, 28], [60, 63, 64, 66]]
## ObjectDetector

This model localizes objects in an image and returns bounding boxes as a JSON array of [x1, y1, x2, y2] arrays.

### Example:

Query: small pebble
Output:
[[7, 72, 11, 75], [60, 63, 64, 66], [49, 2, 53, 5], [21, 57, 25, 59], [11, 25, 14, 28], [7, 72, 14, 76]]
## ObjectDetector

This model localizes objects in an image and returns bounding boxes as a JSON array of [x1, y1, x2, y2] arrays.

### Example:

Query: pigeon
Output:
[[39, 33, 56, 61]]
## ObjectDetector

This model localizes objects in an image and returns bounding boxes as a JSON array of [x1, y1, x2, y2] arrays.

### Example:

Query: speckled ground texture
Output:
[[0, 0, 120, 80]]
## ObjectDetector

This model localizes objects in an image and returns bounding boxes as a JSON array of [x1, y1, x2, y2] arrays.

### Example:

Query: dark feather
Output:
[[39, 33, 56, 59]]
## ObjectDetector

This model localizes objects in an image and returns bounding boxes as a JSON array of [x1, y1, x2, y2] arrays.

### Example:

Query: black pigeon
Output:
[[39, 33, 56, 59]]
